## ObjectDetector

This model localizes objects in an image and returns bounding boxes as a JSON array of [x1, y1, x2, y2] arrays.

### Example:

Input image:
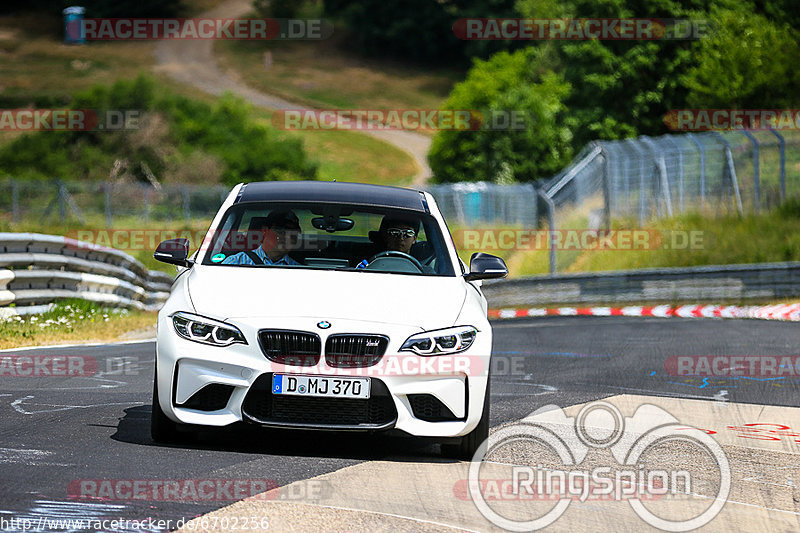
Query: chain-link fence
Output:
[[0, 179, 539, 228], [533, 129, 800, 274], [543, 130, 800, 225], [0, 180, 231, 227], [426, 182, 537, 226], [3, 130, 793, 244]]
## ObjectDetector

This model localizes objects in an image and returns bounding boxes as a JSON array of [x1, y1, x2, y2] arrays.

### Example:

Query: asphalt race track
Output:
[[1, 317, 799, 532]]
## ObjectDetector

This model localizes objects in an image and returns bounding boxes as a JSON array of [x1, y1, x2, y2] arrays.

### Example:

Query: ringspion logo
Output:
[[467, 401, 730, 530]]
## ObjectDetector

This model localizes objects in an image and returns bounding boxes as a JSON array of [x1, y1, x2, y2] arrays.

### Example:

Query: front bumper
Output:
[[155, 315, 491, 438]]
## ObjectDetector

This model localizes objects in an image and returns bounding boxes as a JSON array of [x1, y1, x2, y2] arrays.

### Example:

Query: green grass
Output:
[[252, 111, 418, 185], [570, 208, 800, 273], [502, 200, 800, 276], [0, 9, 420, 188], [0, 299, 156, 349], [215, 37, 458, 114]]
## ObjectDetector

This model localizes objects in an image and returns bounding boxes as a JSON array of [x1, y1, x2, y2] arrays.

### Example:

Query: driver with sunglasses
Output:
[[357, 216, 432, 272]]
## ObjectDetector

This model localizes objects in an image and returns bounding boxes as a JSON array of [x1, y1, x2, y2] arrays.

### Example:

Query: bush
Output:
[[0, 75, 318, 184]]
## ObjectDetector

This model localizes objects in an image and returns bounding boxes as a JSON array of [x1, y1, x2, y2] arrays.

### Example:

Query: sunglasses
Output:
[[385, 228, 416, 239]]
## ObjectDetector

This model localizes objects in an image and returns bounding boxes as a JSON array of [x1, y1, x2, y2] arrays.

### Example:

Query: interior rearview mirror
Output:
[[312, 216, 355, 232]]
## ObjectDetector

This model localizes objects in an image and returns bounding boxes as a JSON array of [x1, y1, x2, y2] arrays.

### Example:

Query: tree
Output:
[[681, 6, 800, 108], [429, 48, 573, 183], [324, 0, 520, 65]]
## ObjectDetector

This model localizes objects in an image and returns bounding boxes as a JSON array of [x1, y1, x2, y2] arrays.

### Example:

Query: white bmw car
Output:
[[151, 181, 507, 458]]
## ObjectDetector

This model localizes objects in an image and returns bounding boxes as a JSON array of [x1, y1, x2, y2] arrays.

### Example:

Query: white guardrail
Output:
[[0, 232, 173, 316]]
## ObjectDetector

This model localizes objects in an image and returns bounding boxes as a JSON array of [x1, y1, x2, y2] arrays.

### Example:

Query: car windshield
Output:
[[201, 202, 456, 276]]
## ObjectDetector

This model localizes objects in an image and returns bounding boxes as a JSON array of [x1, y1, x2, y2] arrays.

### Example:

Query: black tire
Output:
[[150, 369, 181, 443], [442, 376, 490, 460]]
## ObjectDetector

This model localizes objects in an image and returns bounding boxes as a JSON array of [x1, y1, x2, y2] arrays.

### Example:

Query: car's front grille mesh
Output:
[[408, 393, 460, 422], [258, 330, 321, 366], [180, 384, 235, 412], [325, 335, 388, 368], [241, 373, 397, 427]]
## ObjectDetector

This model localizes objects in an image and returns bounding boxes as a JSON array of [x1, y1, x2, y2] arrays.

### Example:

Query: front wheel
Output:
[[151, 369, 181, 443], [442, 377, 490, 460]]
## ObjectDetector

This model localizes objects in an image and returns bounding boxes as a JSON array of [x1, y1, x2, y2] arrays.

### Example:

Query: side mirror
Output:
[[154, 238, 193, 268], [464, 252, 508, 282]]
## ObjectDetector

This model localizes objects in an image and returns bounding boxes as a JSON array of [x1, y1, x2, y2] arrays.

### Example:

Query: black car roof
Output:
[[235, 181, 428, 212]]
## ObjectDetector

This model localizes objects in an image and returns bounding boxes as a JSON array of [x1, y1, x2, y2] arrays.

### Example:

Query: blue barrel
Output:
[[63, 6, 86, 44], [465, 191, 482, 221]]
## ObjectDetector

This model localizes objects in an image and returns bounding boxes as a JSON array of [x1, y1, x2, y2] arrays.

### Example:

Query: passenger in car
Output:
[[222, 210, 302, 266]]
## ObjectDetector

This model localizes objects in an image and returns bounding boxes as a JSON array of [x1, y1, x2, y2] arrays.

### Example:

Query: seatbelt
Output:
[[244, 250, 265, 265]]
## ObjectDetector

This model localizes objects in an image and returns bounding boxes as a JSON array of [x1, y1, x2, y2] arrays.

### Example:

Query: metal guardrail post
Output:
[[600, 144, 611, 231], [711, 132, 743, 215], [741, 130, 760, 213], [142, 184, 151, 223], [664, 135, 685, 211], [182, 186, 191, 224], [624, 139, 647, 224], [544, 144, 602, 199], [10, 179, 19, 224], [639, 136, 673, 218], [58, 181, 66, 222], [104, 182, 113, 228], [686, 133, 706, 206], [537, 188, 557, 275], [768, 129, 786, 202]]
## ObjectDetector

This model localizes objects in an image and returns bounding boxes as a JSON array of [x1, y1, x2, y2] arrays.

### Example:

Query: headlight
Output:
[[171, 312, 247, 346], [400, 326, 477, 356]]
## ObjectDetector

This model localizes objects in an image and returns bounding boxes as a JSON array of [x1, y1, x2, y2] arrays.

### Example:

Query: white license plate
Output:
[[271, 374, 371, 399]]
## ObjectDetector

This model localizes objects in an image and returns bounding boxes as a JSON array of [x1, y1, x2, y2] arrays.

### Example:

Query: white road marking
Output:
[[11, 395, 140, 415], [0, 448, 73, 467], [0, 338, 155, 353]]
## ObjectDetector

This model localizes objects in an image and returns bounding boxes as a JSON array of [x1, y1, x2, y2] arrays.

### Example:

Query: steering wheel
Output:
[[367, 250, 424, 272]]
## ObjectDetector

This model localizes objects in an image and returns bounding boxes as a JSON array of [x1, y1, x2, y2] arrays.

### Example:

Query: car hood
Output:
[[186, 266, 467, 329]]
